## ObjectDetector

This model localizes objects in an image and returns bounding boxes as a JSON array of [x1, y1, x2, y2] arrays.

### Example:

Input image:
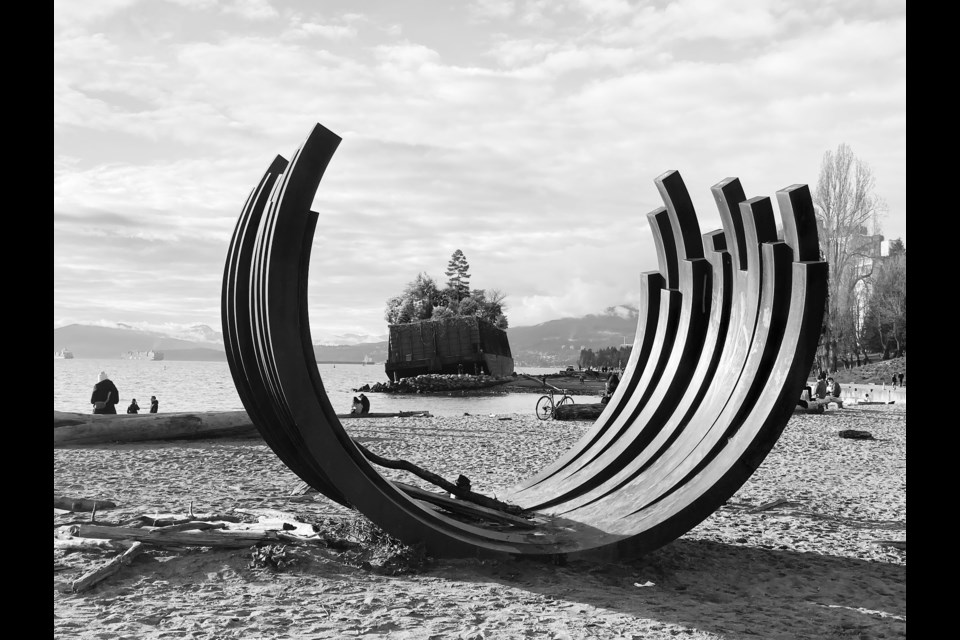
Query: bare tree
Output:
[[812, 143, 886, 371]]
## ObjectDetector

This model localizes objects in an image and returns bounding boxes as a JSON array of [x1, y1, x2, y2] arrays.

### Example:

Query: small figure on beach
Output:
[[351, 396, 363, 414], [891, 373, 897, 386], [601, 371, 620, 404], [898, 372, 904, 387], [814, 376, 828, 400], [359, 393, 370, 414], [90, 371, 120, 414], [825, 377, 843, 408], [149, 396, 159, 413], [127, 398, 140, 414]]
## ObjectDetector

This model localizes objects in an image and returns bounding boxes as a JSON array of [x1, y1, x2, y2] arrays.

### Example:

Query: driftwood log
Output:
[[71, 542, 145, 593], [54, 496, 117, 512], [54, 410, 432, 445], [553, 403, 605, 421]]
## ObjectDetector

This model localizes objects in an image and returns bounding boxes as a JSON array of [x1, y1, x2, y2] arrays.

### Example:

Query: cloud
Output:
[[53, 1, 906, 340]]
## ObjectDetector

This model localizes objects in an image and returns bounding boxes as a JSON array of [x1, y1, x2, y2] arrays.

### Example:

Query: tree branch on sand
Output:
[[351, 440, 527, 517]]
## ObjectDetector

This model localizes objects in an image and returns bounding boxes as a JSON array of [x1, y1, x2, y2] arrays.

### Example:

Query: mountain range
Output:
[[53, 306, 640, 366]]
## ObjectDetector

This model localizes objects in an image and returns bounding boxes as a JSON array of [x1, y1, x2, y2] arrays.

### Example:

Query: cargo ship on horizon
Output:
[[121, 349, 164, 361]]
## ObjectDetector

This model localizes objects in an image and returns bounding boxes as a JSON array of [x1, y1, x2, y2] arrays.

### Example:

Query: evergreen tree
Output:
[[444, 249, 471, 303]]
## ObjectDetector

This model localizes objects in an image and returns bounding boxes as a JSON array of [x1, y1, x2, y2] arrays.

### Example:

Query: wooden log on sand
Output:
[[53, 409, 432, 446], [553, 403, 605, 421], [54, 411, 261, 446]]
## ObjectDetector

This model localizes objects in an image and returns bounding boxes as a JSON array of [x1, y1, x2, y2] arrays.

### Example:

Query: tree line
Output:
[[811, 143, 906, 371], [578, 346, 632, 370], [384, 249, 509, 329]]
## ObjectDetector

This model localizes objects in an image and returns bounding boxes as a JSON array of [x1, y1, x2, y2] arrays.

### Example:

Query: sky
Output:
[[54, 0, 906, 345]]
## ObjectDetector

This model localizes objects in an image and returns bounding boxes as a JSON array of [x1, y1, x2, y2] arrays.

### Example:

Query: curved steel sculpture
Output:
[[222, 123, 827, 560]]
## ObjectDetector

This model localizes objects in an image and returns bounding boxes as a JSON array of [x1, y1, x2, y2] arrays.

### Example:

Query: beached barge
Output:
[[385, 317, 513, 380]]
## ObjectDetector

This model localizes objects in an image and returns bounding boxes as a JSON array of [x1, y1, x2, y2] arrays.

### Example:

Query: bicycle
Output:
[[536, 387, 575, 420]]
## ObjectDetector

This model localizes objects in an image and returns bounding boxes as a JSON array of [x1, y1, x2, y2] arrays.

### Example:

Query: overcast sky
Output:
[[54, 0, 906, 344]]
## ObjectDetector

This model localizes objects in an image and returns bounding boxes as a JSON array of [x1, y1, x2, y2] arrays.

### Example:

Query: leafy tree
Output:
[[384, 273, 443, 324], [385, 257, 509, 328], [444, 249, 471, 303]]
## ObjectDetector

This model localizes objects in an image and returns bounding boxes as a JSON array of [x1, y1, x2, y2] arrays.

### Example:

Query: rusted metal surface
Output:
[[221, 123, 827, 559]]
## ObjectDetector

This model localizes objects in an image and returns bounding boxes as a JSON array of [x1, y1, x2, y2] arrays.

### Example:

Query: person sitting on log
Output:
[[358, 393, 371, 414], [823, 377, 843, 409]]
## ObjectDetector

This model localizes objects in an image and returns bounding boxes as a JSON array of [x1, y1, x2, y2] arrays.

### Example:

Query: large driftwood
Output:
[[54, 538, 136, 551], [63, 523, 288, 548], [71, 542, 145, 593], [553, 402, 605, 421], [54, 410, 433, 445], [54, 496, 117, 512], [54, 411, 260, 445]]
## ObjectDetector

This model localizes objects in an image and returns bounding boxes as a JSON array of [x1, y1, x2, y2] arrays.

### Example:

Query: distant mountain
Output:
[[507, 306, 639, 366], [53, 324, 226, 360], [54, 305, 641, 365]]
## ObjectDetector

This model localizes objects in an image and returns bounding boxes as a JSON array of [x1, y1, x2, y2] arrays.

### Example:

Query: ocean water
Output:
[[53, 359, 564, 418]]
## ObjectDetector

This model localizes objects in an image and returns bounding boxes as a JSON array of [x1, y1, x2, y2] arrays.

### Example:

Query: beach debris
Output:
[[249, 543, 298, 571], [838, 429, 875, 440], [289, 480, 319, 496], [748, 498, 791, 513], [54, 496, 116, 512], [352, 440, 527, 517], [394, 482, 535, 529], [870, 539, 906, 550], [54, 537, 137, 552], [634, 581, 656, 588], [132, 512, 242, 527], [70, 541, 144, 593]]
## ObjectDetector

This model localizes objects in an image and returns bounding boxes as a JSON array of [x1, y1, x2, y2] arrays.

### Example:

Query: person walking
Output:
[[898, 372, 904, 387], [91, 371, 120, 414], [149, 396, 159, 413], [126, 398, 140, 414]]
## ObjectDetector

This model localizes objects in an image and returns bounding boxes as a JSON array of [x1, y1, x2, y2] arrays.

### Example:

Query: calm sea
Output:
[[53, 359, 564, 418]]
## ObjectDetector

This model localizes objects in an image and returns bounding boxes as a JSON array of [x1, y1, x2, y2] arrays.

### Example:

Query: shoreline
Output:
[[54, 405, 905, 639]]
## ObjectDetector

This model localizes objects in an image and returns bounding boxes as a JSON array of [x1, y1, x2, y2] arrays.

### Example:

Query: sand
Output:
[[54, 404, 906, 639]]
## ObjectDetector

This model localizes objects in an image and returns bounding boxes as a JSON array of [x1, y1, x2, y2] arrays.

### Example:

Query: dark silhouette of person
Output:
[[351, 396, 363, 414], [149, 396, 159, 413], [127, 398, 140, 414], [602, 371, 620, 404], [359, 393, 370, 415], [90, 371, 120, 414], [898, 372, 904, 387]]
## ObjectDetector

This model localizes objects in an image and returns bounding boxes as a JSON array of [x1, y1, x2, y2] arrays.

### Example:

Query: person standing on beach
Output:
[[898, 372, 904, 387], [127, 398, 140, 414], [90, 371, 120, 414], [149, 396, 159, 413]]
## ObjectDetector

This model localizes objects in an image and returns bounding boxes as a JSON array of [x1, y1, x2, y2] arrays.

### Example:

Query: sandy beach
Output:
[[54, 404, 906, 639]]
